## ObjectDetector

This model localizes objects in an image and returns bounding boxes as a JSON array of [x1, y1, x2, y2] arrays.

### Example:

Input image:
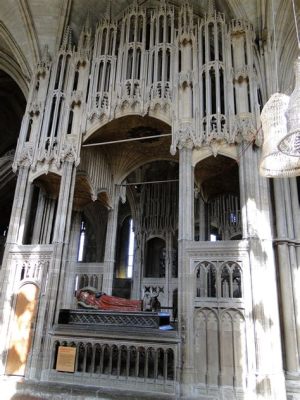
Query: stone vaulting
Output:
[[0, 0, 300, 399]]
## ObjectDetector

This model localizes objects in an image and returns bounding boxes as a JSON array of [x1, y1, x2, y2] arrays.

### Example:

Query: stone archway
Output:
[[194, 154, 241, 241]]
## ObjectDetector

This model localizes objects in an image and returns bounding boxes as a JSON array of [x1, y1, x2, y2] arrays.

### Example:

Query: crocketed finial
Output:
[[61, 26, 73, 51], [208, 0, 216, 16], [104, 0, 112, 22]]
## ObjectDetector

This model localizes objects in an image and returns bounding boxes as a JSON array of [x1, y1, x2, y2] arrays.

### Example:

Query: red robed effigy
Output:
[[76, 287, 142, 312]]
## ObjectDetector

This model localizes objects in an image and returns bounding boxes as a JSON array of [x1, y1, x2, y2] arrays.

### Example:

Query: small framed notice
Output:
[[56, 346, 76, 372]]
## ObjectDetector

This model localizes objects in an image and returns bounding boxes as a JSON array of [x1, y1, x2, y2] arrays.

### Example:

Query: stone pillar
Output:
[[131, 227, 143, 300], [49, 161, 77, 318], [198, 196, 206, 241], [61, 210, 82, 308], [273, 178, 300, 378], [52, 162, 76, 245], [0, 166, 30, 373], [102, 185, 120, 295], [178, 144, 194, 241], [178, 142, 195, 395], [239, 145, 286, 399], [290, 178, 300, 369], [231, 34, 249, 113], [31, 189, 46, 244], [32, 161, 76, 379], [5, 166, 30, 245], [40, 197, 57, 244]]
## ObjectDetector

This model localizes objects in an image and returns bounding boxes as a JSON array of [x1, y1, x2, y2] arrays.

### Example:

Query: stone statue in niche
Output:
[[143, 292, 152, 311], [150, 293, 161, 311]]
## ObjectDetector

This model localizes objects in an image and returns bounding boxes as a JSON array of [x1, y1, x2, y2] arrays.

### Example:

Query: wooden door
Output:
[[5, 284, 39, 375]]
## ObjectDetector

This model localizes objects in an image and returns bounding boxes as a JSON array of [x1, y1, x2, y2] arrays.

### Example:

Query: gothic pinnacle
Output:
[[104, 0, 112, 22], [208, 0, 216, 16], [61, 26, 73, 51]]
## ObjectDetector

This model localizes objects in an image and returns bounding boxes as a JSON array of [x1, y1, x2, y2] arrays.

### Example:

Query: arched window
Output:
[[218, 23, 223, 61], [159, 15, 164, 43], [129, 15, 136, 42], [115, 216, 135, 279], [151, 53, 155, 83], [166, 48, 171, 81], [54, 97, 63, 137], [54, 55, 63, 90], [152, 18, 156, 45], [73, 70, 79, 91], [196, 261, 216, 297], [25, 118, 33, 141], [97, 62, 104, 92], [62, 55, 71, 92], [47, 96, 56, 137], [220, 67, 225, 114], [108, 28, 114, 55], [208, 22, 215, 61], [101, 28, 107, 54], [127, 48, 134, 79], [138, 15, 143, 42], [167, 15, 172, 43], [209, 68, 216, 114], [158, 49, 163, 81], [104, 61, 111, 92], [207, 264, 216, 297], [221, 265, 230, 297], [232, 264, 242, 298], [135, 48, 141, 79], [67, 109, 74, 135]]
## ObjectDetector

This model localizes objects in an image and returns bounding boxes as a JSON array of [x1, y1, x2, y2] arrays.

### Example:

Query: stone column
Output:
[[239, 145, 286, 399], [0, 166, 30, 373], [5, 166, 30, 245], [178, 144, 194, 241], [52, 162, 76, 244], [31, 189, 46, 244], [178, 142, 195, 395], [31, 161, 76, 379], [102, 185, 120, 295], [61, 210, 82, 308], [131, 227, 143, 300], [290, 178, 300, 370], [198, 196, 206, 241], [273, 178, 300, 378], [40, 197, 57, 244]]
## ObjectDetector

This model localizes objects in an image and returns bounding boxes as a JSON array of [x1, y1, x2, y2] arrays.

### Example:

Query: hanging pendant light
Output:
[[260, 92, 300, 177], [259, 0, 300, 177], [278, 57, 300, 157]]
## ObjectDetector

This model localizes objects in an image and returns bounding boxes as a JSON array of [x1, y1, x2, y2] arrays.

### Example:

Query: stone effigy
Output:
[[76, 287, 142, 312]]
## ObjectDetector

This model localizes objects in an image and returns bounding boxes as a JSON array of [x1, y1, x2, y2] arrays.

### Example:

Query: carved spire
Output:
[[178, 1, 193, 35], [208, 0, 216, 16], [37, 44, 51, 74], [61, 26, 73, 51], [82, 11, 91, 33], [104, 0, 112, 22], [78, 13, 92, 52], [40, 45, 51, 66]]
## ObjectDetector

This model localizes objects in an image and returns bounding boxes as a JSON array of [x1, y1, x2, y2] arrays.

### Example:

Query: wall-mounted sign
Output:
[[56, 346, 76, 372]]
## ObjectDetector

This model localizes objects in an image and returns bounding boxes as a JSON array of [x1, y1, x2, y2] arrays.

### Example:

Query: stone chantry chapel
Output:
[[0, 0, 300, 399]]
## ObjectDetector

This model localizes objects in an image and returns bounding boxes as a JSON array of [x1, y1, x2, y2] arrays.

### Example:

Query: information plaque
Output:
[[56, 346, 76, 372]]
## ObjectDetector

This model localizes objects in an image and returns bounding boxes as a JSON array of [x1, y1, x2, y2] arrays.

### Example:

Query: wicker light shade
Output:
[[260, 92, 300, 177], [278, 57, 300, 157]]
